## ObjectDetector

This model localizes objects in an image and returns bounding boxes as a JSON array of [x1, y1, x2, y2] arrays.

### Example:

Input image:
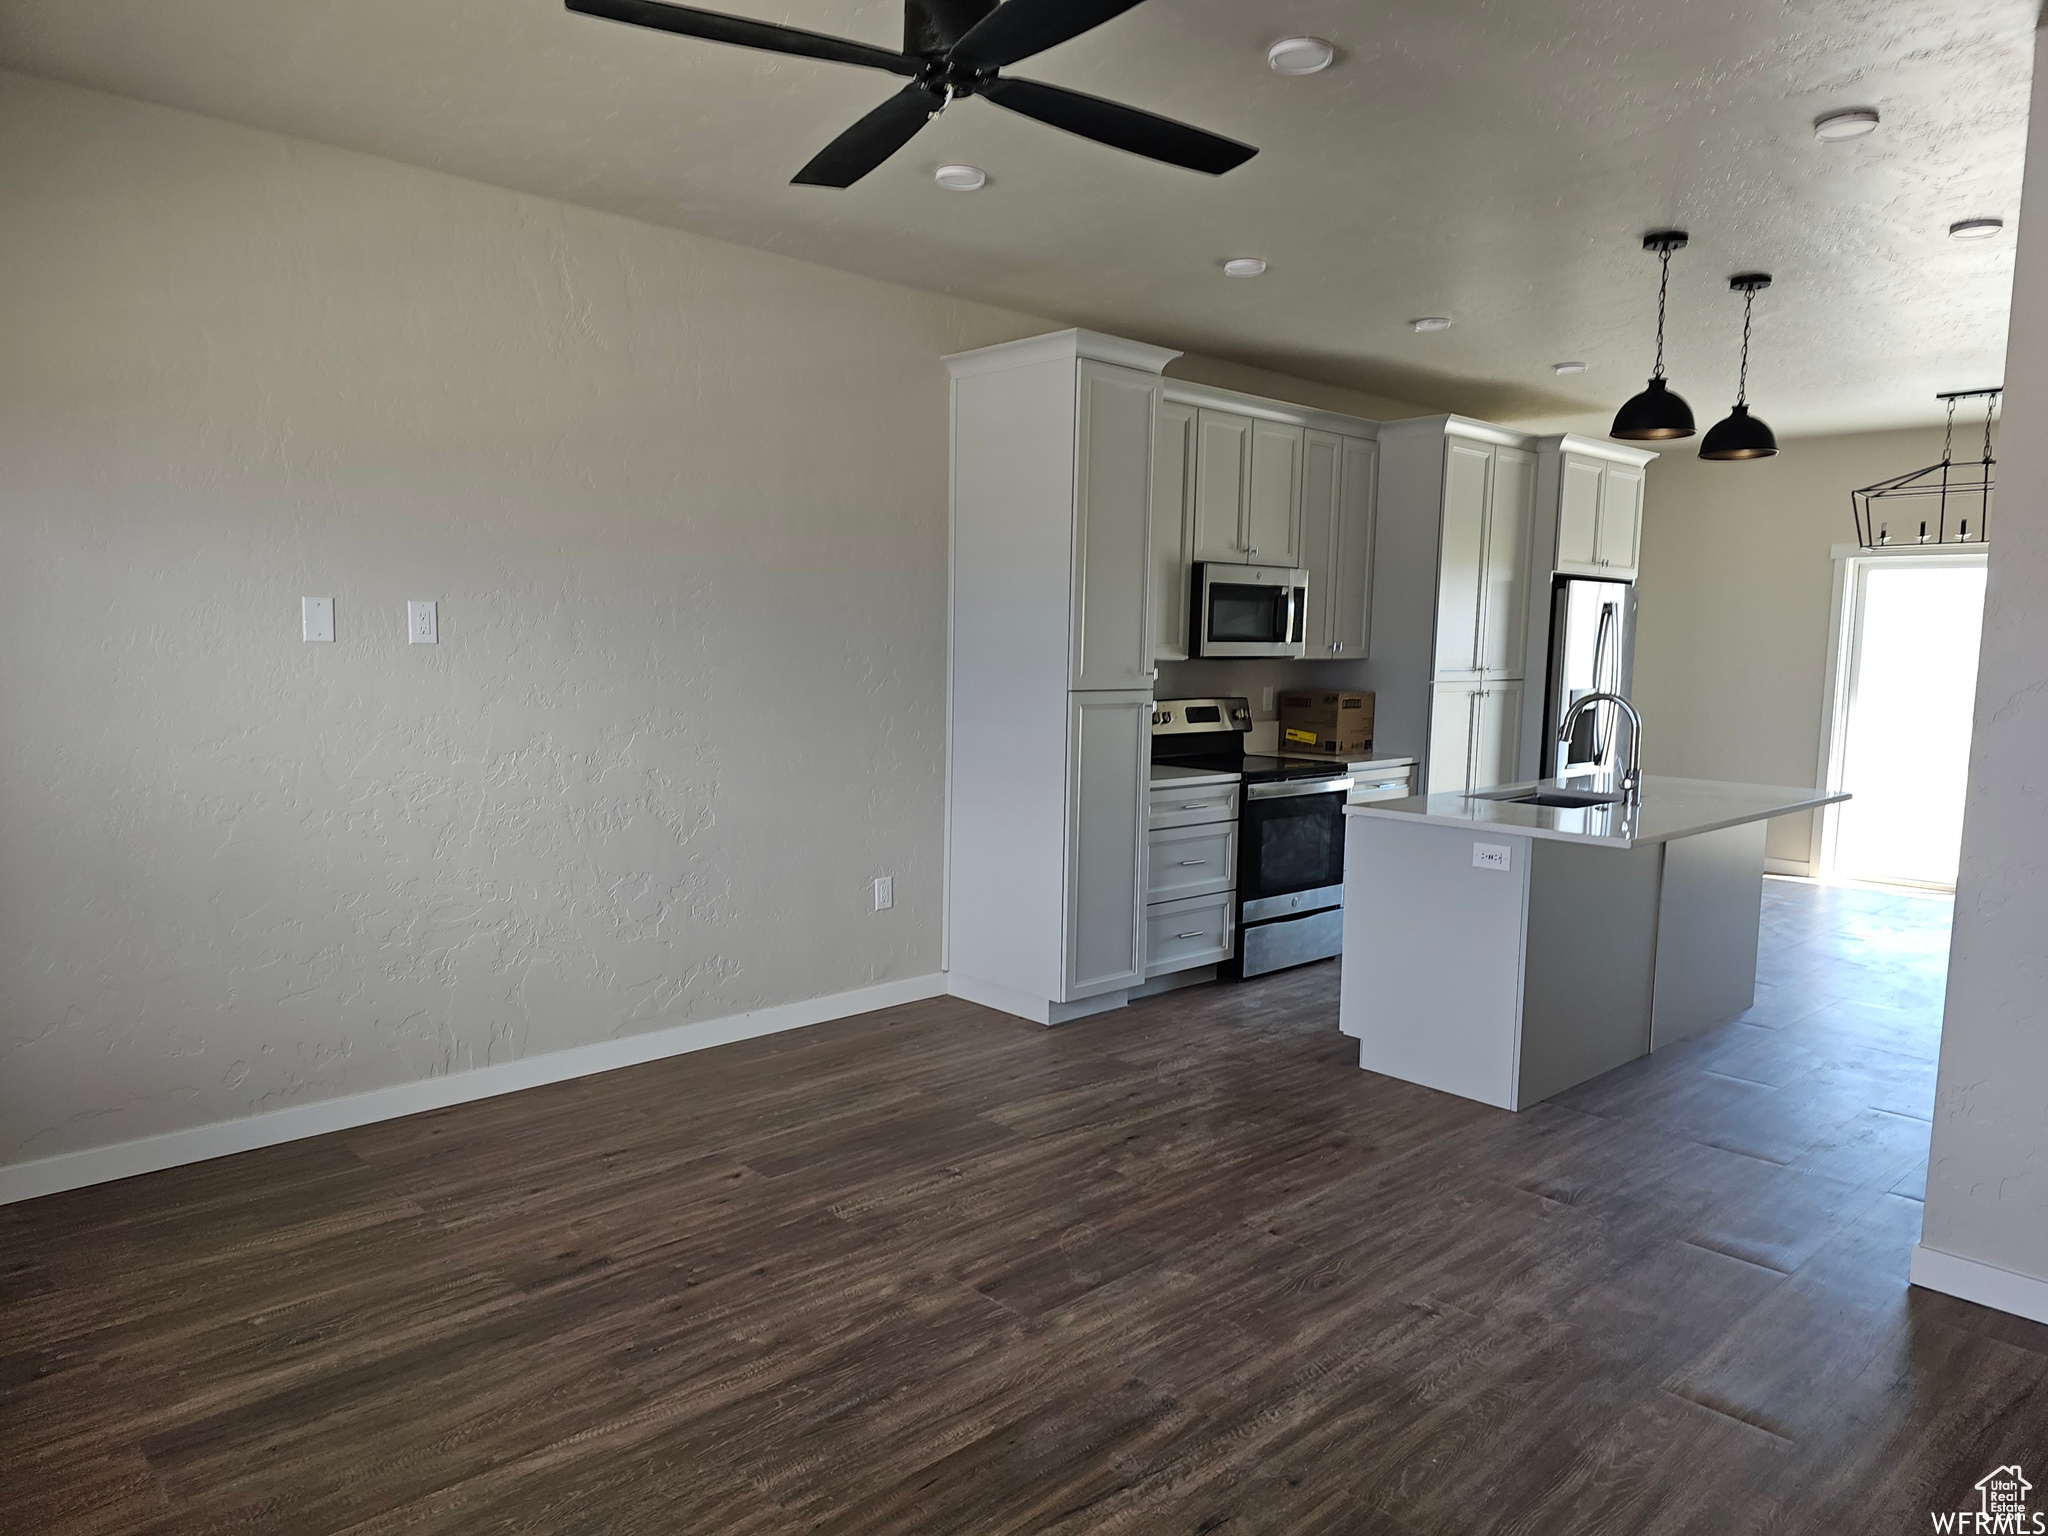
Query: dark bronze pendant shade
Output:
[[1611, 376, 1696, 440], [1612, 231, 1695, 441], [1698, 403, 1777, 459], [1700, 274, 1778, 461]]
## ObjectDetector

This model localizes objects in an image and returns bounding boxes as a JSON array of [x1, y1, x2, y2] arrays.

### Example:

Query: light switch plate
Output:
[[408, 601, 438, 645], [873, 876, 894, 912], [1473, 842, 1512, 872], [302, 597, 334, 643]]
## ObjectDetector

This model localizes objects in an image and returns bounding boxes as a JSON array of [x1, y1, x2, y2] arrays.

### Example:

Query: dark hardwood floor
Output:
[[6, 880, 2045, 1534]]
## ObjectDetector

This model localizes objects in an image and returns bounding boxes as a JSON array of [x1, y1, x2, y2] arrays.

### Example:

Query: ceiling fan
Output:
[[564, 0, 1259, 187]]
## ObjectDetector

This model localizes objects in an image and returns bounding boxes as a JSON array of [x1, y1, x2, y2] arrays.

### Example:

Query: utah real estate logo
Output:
[[1933, 1465, 2042, 1533]]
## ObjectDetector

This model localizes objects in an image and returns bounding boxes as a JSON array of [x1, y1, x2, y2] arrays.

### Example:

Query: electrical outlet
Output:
[[1473, 842, 1512, 872], [873, 876, 894, 912], [1261, 686, 1277, 714], [302, 597, 334, 643], [408, 601, 438, 645]]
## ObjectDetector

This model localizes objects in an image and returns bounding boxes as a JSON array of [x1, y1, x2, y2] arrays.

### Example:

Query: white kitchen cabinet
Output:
[[945, 329, 1177, 1026], [1148, 779, 1240, 829], [1065, 690, 1152, 998], [1331, 436, 1378, 656], [1433, 441, 1533, 680], [1425, 681, 1522, 796], [1473, 683, 1523, 790], [1546, 442, 1650, 581], [1555, 457, 1605, 570], [1144, 891, 1235, 979], [1192, 409, 1253, 563], [1247, 420, 1304, 565], [1149, 400, 1197, 662], [1480, 447, 1535, 676], [1372, 417, 1544, 799], [1145, 820, 1238, 903], [1071, 361, 1159, 691], [1427, 681, 1480, 796], [1433, 442, 1493, 678], [1300, 430, 1377, 659], [1595, 465, 1644, 574]]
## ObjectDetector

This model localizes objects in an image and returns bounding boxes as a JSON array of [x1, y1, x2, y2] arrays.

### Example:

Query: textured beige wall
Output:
[[1923, 25, 2048, 1290], [1633, 422, 1955, 864], [0, 72, 1070, 1164]]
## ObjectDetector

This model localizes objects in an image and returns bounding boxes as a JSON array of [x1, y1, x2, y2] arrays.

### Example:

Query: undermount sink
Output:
[[1476, 787, 1628, 810]]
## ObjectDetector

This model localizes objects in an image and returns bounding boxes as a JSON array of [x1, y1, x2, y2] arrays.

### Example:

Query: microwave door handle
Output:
[[1285, 584, 1300, 647]]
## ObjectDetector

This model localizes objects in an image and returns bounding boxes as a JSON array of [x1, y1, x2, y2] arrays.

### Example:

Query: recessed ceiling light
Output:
[[1552, 361, 1588, 375], [1411, 316, 1453, 333], [934, 164, 987, 191], [1950, 217, 2005, 240], [1223, 257, 1268, 277], [1267, 36, 1335, 75], [1813, 108, 1880, 141]]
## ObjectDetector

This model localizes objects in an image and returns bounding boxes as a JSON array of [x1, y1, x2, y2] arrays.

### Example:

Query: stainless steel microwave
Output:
[[1194, 562, 1309, 658]]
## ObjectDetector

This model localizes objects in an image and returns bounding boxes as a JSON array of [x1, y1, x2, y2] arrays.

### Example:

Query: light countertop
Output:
[[1345, 774, 1848, 848], [1150, 764, 1243, 788]]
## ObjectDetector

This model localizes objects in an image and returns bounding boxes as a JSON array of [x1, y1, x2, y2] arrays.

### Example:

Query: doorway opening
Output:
[[1818, 550, 1989, 891]]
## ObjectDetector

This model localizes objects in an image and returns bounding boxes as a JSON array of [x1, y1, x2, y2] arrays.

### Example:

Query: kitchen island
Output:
[[1338, 775, 1848, 1109]]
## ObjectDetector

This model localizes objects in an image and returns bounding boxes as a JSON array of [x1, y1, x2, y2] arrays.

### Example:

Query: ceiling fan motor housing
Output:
[[905, 0, 999, 57]]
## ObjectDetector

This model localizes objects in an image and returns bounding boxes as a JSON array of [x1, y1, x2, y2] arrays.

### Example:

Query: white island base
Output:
[[1338, 776, 1847, 1110]]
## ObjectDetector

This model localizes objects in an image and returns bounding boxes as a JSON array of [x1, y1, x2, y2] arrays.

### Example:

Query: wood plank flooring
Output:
[[5, 879, 2046, 1534]]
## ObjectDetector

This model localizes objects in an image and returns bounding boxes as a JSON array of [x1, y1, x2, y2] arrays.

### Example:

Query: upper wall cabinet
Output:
[[1246, 420, 1304, 567], [1192, 410, 1253, 563], [1151, 389, 1377, 662], [1543, 437, 1653, 582], [1071, 360, 1162, 691], [1301, 431, 1378, 659]]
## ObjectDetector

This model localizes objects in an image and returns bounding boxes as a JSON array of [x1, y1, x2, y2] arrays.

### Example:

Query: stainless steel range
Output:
[[1151, 696, 1352, 979]]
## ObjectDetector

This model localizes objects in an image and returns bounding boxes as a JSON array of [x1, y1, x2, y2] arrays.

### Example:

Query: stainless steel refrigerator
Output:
[[1541, 576, 1637, 778]]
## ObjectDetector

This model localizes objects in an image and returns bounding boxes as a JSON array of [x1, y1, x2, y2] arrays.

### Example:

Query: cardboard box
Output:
[[1279, 691, 1374, 757]]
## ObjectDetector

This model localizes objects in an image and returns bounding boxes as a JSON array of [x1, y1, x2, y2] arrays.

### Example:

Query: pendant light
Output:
[[1611, 230, 1696, 440], [1699, 274, 1779, 460]]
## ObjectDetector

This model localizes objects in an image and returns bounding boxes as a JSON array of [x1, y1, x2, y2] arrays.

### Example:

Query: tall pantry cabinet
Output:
[[1369, 417, 1540, 796], [944, 330, 1179, 1026]]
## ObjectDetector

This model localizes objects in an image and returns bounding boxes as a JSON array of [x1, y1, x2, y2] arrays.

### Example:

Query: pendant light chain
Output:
[[1735, 286, 1754, 407], [1943, 396, 1957, 467], [1653, 247, 1672, 381]]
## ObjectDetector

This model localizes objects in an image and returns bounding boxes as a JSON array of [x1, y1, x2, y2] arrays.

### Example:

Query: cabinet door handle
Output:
[[1178, 859, 1207, 866], [1175, 931, 1206, 940]]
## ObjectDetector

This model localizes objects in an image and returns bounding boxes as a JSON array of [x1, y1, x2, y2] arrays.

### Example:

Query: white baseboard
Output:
[[1910, 1243, 2048, 1326], [1763, 857, 1814, 878], [0, 972, 947, 1206]]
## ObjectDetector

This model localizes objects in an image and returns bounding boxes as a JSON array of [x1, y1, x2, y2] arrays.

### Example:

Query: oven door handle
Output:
[[1245, 777, 1354, 801]]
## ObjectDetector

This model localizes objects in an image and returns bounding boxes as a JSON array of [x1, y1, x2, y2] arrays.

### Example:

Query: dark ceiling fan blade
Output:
[[947, 0, 1147, 68], [792, 82, 942, 186], [566, 0, 920, 75], [980, 77, 1256, 174]]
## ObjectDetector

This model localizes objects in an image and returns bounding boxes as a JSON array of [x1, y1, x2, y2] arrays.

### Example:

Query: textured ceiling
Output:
[[0, 0, 2032, 435]]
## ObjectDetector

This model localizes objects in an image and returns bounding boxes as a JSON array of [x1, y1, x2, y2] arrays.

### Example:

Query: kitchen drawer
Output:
[[1349, 766, 1415, 805], [1146, 821, 1238, 903], [1144, 891, 1235, 979], [1148, 781, 1240, 830]]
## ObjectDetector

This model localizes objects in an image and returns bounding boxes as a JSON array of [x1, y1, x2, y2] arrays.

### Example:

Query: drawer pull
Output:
[[1177, 859, 1207, 867], [1179, 802, 1209, 810], [1175, 931, 1205, 940]]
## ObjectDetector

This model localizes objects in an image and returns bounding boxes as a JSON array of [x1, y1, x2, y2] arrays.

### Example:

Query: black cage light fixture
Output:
[[1611, 230, 1696, 441], [1700, 273, 1779, 460]]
